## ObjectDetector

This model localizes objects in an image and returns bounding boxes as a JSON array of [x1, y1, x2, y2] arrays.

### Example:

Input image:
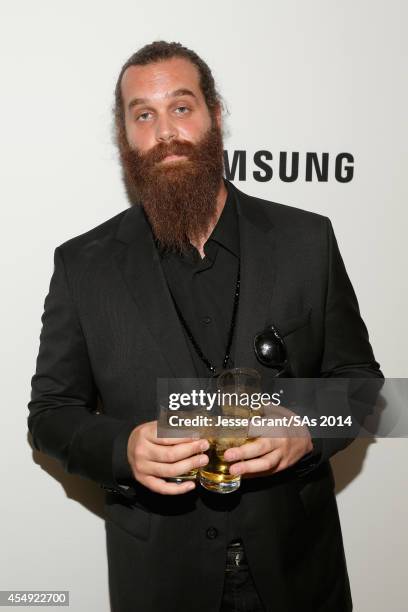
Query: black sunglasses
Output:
[[253, 325, 292, 376]]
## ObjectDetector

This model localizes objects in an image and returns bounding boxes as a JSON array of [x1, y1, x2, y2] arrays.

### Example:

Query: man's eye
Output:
[[136, 112, 152, 122], [175, 106, 189, 115]]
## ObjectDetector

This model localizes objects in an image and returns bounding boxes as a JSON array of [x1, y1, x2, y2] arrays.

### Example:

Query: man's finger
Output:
[[148, 439, 209, 463], [143, 420, 201, 445], [229, 450, 281, 476], [223, 438, 278, 462], [151, 435, 201, 445], [143, 476, 197, 496], [145, 453, 209, 479]]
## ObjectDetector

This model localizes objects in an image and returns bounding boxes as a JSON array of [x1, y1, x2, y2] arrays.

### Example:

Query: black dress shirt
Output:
[[159, 181, 240, 378]]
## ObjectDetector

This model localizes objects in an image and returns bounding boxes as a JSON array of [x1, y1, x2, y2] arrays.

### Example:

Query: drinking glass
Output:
[[199, 368, 261, 493]]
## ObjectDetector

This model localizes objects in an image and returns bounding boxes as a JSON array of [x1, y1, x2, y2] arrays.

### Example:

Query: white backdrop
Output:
[[1, 1, 407, 610]]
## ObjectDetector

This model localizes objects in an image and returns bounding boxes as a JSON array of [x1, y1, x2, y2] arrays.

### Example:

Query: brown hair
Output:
[[113, 41, 222, 150]]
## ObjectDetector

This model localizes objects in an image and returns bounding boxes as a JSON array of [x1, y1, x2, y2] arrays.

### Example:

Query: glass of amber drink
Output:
[[199, 368, 261, 493]]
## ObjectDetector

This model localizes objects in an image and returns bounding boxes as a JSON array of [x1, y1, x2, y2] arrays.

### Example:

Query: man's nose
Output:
[[155, 115, 178, 143]]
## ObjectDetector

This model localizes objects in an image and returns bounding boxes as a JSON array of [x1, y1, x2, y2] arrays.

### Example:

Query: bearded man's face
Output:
[[117, 57, 225, 254]]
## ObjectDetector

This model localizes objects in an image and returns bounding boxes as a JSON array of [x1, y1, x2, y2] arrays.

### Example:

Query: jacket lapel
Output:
[[229, 182, 277, 370], [114, 205, 196, 377]]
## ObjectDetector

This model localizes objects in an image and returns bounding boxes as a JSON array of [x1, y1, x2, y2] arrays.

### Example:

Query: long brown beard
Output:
[[118, 121, 224, 254]]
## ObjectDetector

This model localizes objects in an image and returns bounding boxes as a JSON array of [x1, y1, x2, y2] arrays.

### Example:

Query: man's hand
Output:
[[127, 420, 209, 495], [223, 405, 314, 478]]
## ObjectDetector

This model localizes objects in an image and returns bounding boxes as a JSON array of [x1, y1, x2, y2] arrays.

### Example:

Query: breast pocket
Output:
[[104, 497, 151, 541], [276, 308, 312, 338]]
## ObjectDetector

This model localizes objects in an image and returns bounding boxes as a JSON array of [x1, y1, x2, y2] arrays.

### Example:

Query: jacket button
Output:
[[206, 527, 218, 539]]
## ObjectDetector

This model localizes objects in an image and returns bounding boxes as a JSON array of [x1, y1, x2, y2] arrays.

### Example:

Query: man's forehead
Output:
[[120, 57, 202, 101]]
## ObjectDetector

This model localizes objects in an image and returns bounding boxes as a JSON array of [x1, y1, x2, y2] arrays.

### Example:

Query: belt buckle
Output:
[[234, 551, 241, 567], [226, 541, 246, 571]]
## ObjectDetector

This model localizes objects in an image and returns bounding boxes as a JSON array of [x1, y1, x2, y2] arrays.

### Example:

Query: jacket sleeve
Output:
[[27, 247, 137, 498], [294, 218, 384, 476]]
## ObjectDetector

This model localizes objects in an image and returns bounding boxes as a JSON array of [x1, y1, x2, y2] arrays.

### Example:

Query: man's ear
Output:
[[213, 103, 222, 129]]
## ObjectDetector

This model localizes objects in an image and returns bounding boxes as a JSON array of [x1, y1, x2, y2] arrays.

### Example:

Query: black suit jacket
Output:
[[28, 180, 382, 612]]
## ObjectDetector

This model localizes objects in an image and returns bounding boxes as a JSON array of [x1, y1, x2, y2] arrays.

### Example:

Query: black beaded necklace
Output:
[[170, 264, 241, 376]]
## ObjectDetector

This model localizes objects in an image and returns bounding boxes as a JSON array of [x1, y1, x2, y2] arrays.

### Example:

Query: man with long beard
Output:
[[28, 41, 382, 611]]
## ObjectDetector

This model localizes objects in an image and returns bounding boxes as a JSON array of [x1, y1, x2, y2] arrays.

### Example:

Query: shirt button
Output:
[[202, 316, 212, 324], [206, 527, 218, 540]]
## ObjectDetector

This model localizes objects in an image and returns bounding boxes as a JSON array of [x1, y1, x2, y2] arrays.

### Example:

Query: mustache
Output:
[[136, 140, 198, 165]]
